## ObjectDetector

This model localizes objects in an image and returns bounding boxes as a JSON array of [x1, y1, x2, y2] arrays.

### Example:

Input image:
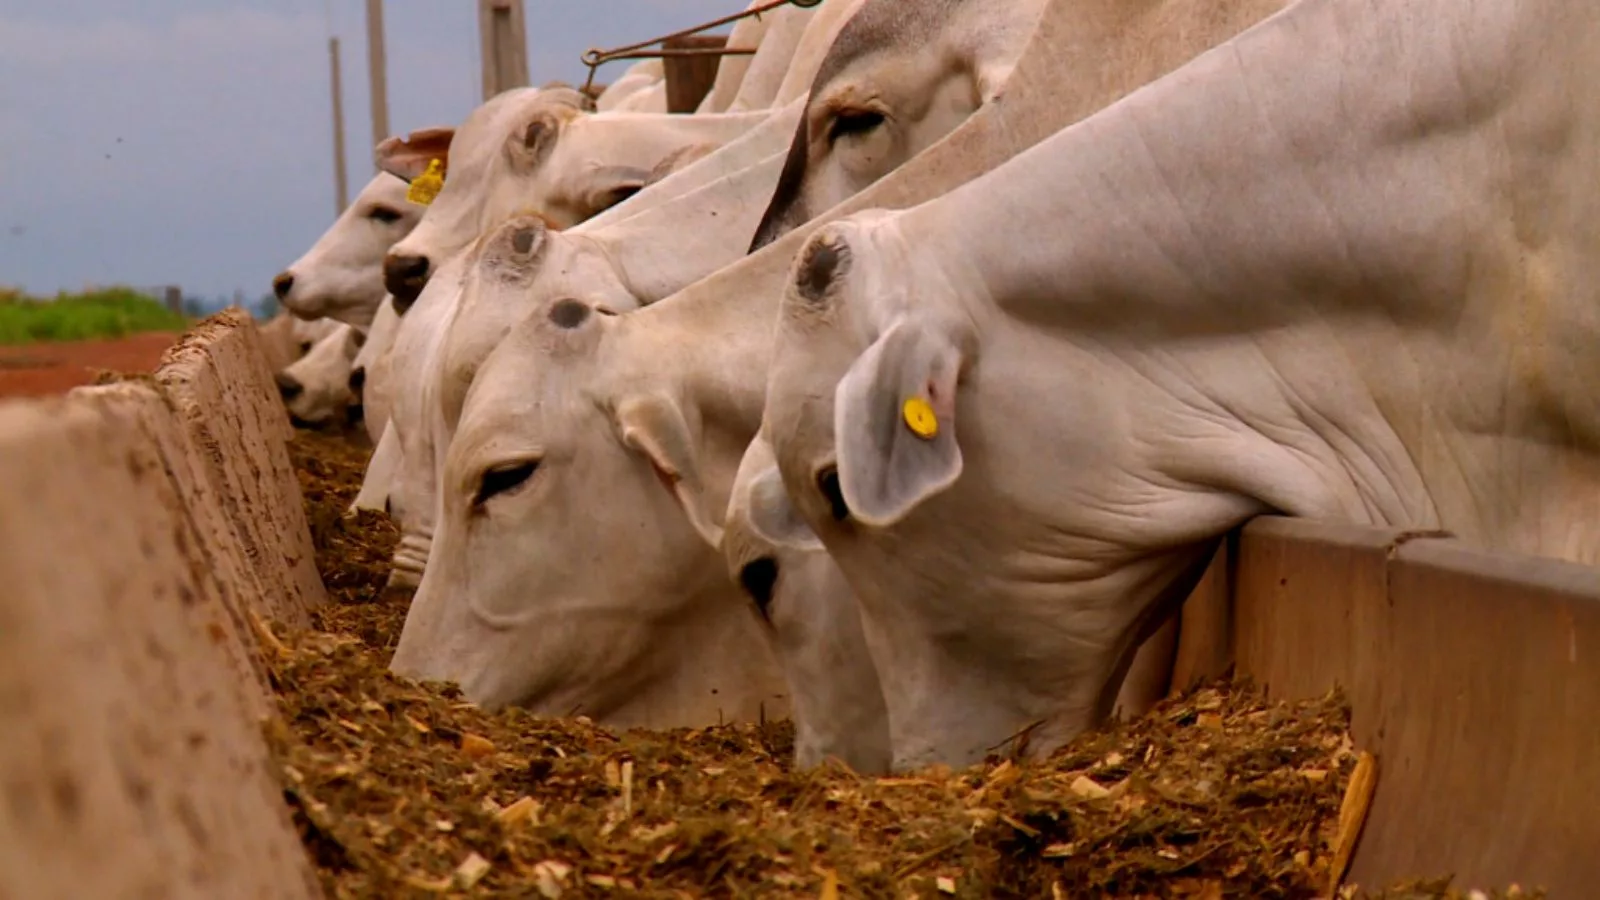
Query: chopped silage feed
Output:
[[267, 429, 1543, 900]]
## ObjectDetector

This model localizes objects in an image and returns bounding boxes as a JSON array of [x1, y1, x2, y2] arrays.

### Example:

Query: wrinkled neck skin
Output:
[[603, 152, 788, 303], [616, 259, 793, 483], [905, 0, 1600, 564], [582, 101, 804, 232], [564, 108, 771, 176]]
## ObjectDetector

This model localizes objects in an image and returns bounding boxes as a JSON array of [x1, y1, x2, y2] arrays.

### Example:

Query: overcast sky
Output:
[[0, 1, 734, 299]]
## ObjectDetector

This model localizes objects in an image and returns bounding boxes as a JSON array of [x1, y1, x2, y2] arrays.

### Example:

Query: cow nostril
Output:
[[348, 367, 366, 394], [816, 466, 849, 522], [272, 272, 294, 299], [274, 371, 303, 402], [383, 254, 432, 309], [739, 557, 779, 620]]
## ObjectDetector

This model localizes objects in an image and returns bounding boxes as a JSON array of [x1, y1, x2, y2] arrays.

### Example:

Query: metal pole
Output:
[[365, 0, 390, 157], [329, 36, 350, 215], [478, 0, 529, 102]]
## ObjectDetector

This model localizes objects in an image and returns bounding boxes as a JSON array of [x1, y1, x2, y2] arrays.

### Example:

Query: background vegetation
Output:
[[0, 286, 194, 345]]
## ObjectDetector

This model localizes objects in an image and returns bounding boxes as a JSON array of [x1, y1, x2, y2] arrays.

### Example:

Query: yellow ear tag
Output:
[[902, 396, 939, 440], [405, 158, 445, 206]]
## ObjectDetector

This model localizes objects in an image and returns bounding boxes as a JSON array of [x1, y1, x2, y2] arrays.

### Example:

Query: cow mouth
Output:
[[388, 280, 425, 314]]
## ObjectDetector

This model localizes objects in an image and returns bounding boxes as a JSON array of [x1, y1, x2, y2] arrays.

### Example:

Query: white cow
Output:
[[748, 0, 1600, 770], [271, 172, 422, 327], [391, 0, 1157, 749], [377, 91, 770, 308], [276, 322, 364, 430]]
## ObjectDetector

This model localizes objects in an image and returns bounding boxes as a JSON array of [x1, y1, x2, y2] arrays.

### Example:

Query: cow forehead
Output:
[[360, 171, 410, 204]]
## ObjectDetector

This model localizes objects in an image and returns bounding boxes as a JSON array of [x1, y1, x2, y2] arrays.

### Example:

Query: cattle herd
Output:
[[260, 0, 1600, 775]]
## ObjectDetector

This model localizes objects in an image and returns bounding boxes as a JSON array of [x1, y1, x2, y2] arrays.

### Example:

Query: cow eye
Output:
[[828, 109, 885, 143], [368, 206, 403, 224], [473, 460, 540, 506], [815, 465, 849, 521], [298, 340, 314, 356]]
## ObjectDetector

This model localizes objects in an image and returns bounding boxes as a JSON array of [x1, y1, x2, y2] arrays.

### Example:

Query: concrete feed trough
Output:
[[0, 310, 1595, 896]]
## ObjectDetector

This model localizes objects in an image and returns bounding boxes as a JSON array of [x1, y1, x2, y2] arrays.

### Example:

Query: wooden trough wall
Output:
[[0, 309, 324, 900], [0, 310, 1594, 896], [1171, 522, 1600, 896]]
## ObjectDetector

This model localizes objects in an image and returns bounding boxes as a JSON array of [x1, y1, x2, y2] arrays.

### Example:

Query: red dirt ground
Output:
[[0, 332, 181, 399]]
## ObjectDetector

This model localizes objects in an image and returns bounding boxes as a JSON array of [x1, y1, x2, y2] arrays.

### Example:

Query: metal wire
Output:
[[580, 0, 824, 95]]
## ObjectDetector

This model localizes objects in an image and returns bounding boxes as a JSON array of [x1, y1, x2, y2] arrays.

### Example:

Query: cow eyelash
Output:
[[473, 459, 541, 506], [367, 206, 403, 224], [828, 109, 885, 143]]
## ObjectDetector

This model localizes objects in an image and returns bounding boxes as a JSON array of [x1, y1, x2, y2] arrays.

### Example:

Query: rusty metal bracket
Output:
[[580, 0, 825, 96]]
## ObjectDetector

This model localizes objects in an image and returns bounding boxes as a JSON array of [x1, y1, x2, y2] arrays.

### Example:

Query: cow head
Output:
[[277, 322, 365, 429], [749, 0, 1044, 251], [390, 293, 786, 726], [752, 211, 1241, 770], [378, 86, 640, 313], [273, 172, 422, 326]]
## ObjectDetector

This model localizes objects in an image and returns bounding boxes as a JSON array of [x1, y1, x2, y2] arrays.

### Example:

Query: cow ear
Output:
[[583, 166, 651, 217], [743, 464, 824, 551], [834, 319, 964, 527], [375, 126, 455, 183], [614, 394, 723, 548]]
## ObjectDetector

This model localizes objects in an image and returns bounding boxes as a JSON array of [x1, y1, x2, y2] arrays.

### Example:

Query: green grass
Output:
[[0, 286, 193, 346]]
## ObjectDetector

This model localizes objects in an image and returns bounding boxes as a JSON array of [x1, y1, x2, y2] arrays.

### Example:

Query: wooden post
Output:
[[477, 0, 529, 102], [662, 34, 728, 114], [365, 0, 390, 157], [328, 37, 350, 215], [164, 286, 183, 316]]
